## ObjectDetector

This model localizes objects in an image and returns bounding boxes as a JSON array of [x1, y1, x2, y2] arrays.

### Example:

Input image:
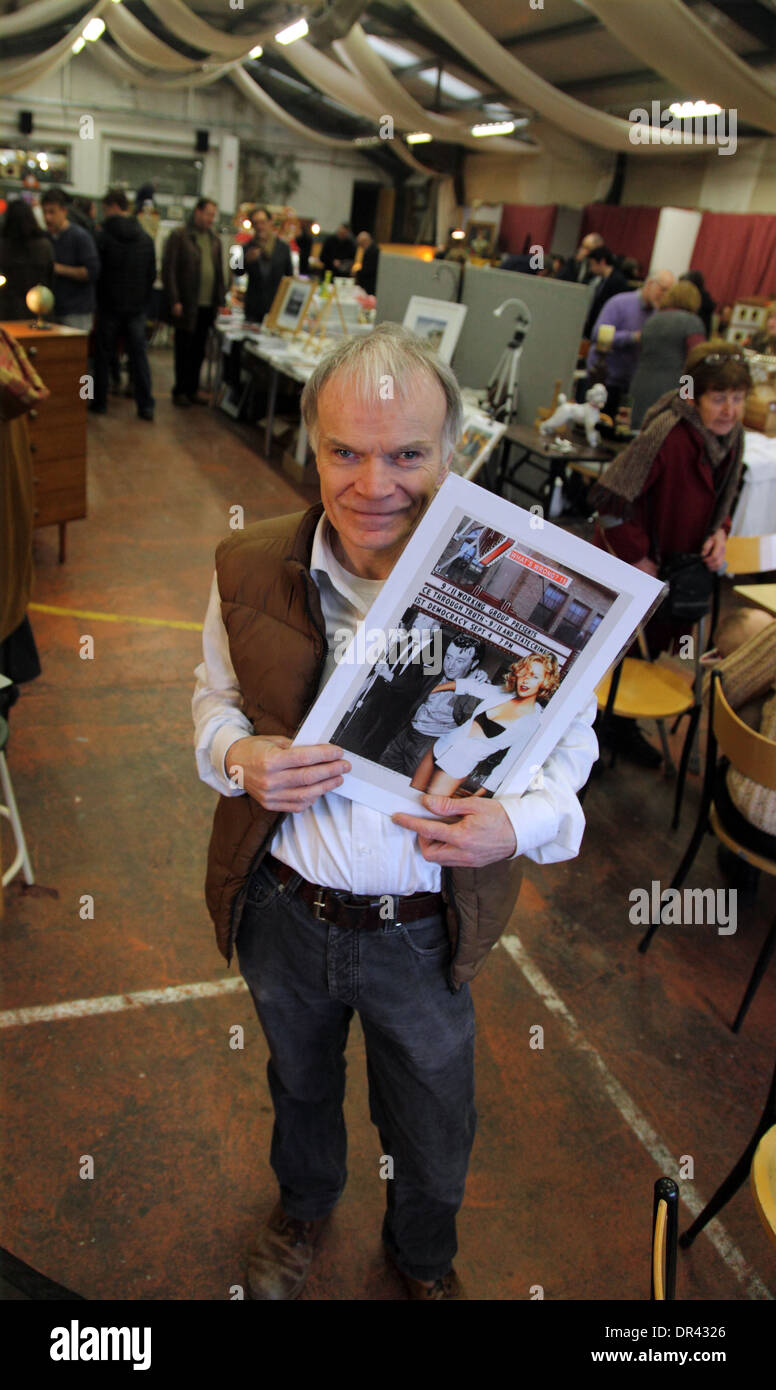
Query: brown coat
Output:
[[162, 221, 225, 332], [204, 505, 524, 991]]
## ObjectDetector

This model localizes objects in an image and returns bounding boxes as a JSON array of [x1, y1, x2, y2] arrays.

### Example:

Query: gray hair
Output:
[[300, 321, 463, 458]]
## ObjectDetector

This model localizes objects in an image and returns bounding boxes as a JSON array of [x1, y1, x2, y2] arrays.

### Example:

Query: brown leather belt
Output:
[[265, 854, 443, 931]]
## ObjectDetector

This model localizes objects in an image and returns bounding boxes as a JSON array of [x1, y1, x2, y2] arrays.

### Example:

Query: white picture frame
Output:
[[264, 276, 315, 336], [451, 409, 507, 480], [294, 473, 665, 819], [402, 296, 467, 364]]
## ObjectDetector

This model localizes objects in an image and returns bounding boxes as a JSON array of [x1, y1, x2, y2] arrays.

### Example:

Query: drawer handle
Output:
[[27, 346, 37, 357], [30, 442, 37, 453], [29, 408, 38, 419], [34, 507, 40, 517]]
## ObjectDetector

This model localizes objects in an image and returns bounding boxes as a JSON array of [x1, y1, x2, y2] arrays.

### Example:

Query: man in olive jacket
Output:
[[193, 324, 597, 1301], [162, 197, 225, 405]]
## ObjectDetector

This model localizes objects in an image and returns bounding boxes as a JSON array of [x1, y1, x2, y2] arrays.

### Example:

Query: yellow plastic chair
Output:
[[639, 670, 776, 1033], [724, 533, 776, 576]]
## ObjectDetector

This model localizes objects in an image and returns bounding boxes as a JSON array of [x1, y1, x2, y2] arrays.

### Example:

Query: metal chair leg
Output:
[[672, 705, 702, 830], [656, 718, 675, 775], [732, 916, 776, 1034]]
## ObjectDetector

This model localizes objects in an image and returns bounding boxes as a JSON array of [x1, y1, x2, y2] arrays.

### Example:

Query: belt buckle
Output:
[[312, 888, 328, 920]]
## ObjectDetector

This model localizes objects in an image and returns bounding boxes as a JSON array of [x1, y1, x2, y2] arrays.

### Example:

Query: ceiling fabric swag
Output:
[[90, 40, 232, 89], [105, 6, 203, 73], [0, 0, 90, 38], [0, 0, 109, 94], [150, 0, 271, 59], [230, 65, 356, 148], [408, 0, 691, 152], [333, 23, 528, 155], [584, 0, 776, 136]]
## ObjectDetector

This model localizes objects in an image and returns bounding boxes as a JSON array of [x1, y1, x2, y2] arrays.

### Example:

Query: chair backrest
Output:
[[710, 669, 776, 792], [725, 533, 776, 575]]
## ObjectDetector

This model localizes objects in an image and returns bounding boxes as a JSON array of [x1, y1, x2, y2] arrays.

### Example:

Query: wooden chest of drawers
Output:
[[3, 321, 88, 561]]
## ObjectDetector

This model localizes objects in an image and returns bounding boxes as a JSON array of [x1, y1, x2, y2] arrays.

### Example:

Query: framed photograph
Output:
[[402, 296, 467, 364], [451, 409, 506, 480], [264, 276, 315, 335], [294, 473, 665, 819], [464, 220, 498, 258]]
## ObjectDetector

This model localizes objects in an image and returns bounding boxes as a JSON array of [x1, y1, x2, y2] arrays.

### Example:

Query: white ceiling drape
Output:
[[150, 0, 271, 60], [0, 0, 91, 38], [89, 39, 232, 89], [584, 0, 776, 136], [105, 5, 202, 73], [407, 0, 699, 152], [230, 64, 358, 149], [0, 0, 109, 94], [333, 22, 528, 155]]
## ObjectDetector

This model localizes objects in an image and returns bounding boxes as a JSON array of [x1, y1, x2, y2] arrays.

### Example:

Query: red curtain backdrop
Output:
[[580, 204, 660, 279], [498, 204, 557, 258], [690, 213, 776, 307]]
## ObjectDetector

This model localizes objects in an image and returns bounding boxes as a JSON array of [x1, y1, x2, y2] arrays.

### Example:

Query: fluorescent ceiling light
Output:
[[364, 34, 417, 67], [668, 100, 722, 117], [249, 45, 263, 59], [275, 18, 309, 44], [406, 132, 432, 144], [418, 68, 482, 102], [471, 120, 515, 137], [82, 16, 105, 40], [72, 35, 85, 51]]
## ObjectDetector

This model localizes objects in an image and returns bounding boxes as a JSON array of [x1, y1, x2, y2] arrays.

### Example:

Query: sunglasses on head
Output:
[[701, 352, 746, 365]]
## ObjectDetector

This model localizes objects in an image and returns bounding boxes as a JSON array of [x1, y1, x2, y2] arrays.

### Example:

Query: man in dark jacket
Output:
[[319, 222, 355, 277], [162, 197, 225, 406], [41, 186, 100, 330], [558, 231, 603, 285], [92, 189, 156, 419], [582, 245, 629, 339], [243, 206, 293, 323]]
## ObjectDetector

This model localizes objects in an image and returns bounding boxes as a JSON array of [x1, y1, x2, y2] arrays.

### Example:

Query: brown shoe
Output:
[[246, 1201, 330, 1301], [387, 1251, 467, 1300]]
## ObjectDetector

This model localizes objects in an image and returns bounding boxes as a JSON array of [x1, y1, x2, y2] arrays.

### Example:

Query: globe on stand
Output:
[[25, 283, 55, 329]]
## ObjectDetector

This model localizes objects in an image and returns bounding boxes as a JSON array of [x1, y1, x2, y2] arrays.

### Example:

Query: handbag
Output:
[[0, 326, 50, 421], [658, 552, 714, 623]]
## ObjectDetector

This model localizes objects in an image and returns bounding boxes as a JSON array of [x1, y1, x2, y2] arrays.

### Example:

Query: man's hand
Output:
[[634, 555, 659, 576], [392, 794, 517, 867], [701, 528, 727, 572], [225, 735, 350, 813]]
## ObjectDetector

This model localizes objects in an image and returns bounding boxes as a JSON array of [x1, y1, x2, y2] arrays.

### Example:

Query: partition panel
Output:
[[374, 253, 461, 327]]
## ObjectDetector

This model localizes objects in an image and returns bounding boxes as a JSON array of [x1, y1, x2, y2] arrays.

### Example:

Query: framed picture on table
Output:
[[450, 409, 506, 480], [464, 220, 498, 258], [264, 276, 315, 335], [402, 296, 467, 365]]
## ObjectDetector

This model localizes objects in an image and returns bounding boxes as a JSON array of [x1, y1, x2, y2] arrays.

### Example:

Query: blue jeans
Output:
[[235, 859, 476, 1282], [93, 310, 154, 413]]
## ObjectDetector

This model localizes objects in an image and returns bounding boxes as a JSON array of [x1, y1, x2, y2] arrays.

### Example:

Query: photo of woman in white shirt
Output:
[[409, 651, 561, 798]]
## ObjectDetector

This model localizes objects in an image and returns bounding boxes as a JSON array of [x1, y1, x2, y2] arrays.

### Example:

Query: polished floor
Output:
[[2, 346, 774, 1301]]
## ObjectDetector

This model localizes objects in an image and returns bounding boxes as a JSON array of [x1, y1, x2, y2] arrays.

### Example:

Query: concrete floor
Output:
[[1, 346, 774, 1302]]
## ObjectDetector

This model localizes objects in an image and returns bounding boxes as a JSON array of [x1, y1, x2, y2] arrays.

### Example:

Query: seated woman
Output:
[[590, 340, 752, 766], [410, 651, 560, 797], [629, 281, 706, 429], [703, 609, 776, 892]]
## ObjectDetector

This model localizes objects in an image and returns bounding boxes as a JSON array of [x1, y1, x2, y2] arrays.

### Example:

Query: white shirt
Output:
[[192, 514, 599, 892]]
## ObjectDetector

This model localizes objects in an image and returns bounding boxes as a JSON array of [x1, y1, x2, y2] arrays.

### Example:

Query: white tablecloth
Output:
[[730, 431, 776, 537]]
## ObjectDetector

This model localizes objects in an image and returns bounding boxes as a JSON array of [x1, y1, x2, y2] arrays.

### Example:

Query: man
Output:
[[92, 189, 156, 420], [243, 206, 292, 324], [353, 230, 379, 297], [585, 270, 675, 418], [162, 197, 225, 406], [557, 231, 604, 284], [331, 609, 441, 762], [582, 245, 629, 340], [319, 222, 356, 277], [192, 323, 597, 1300], [380, 634, 488, 778], [41, 186, 100, 331]]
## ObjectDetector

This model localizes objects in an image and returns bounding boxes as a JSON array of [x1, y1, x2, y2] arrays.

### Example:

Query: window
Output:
[[529, 582, 566, 631], [0, 145, 70, 185], [555, 600, 592, 650], [108, 151, 202, 199]]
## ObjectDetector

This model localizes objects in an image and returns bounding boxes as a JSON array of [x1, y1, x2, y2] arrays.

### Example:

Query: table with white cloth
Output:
[[730, 431, 776, 538]]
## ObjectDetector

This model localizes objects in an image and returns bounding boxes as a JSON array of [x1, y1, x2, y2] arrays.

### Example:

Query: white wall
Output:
[[648, 207, 703, 277]]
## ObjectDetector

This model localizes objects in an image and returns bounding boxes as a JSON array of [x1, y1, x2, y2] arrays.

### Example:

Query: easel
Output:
[[304, 283, 348, 354]]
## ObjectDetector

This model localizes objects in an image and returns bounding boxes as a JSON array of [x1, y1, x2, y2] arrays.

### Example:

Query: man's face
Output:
[[580, 235, 600, 257], [589, 256, 605, 276], [316, 371, 450, 579], [338, 224, 349, 240], [42, 201, 67, 233], [697, 388, 747, 435], [252, 210, 270, 243], [644, 273, 674, 310], [443, 642, 476, 679], [195, 202, 217, 231]]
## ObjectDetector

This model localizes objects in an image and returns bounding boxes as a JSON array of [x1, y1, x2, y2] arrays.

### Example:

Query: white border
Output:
[[402, 296, 467, 365]]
